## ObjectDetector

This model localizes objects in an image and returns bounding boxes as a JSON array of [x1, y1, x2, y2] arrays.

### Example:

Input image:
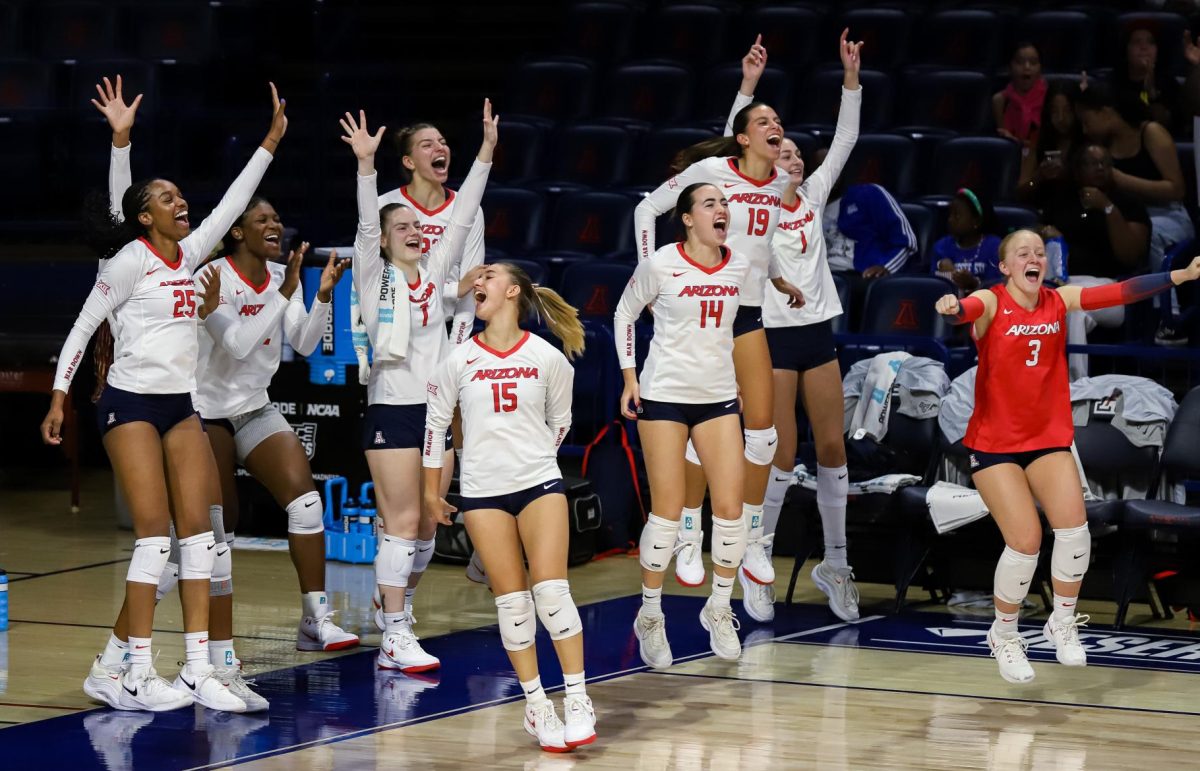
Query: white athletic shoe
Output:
[[1043, 614, 1089, 667], [83, 710, 154, 769], [741, 533, 776, 585], [213, 664, 270, 712], [297, 611, 360, 652], [563, 694, 597, 748], [466, 552, 490, 587], [83, 655, 127, 709], [738, 568, 776, 622], [174, 663, 247, 712], [633, 608, 673, 670], [988, 627, 1035, 684], [377, 622, 440, 673], [524, 700, 570, 753], [673, 529, 705, 587], [811, 561, 860, 621], [118, 664, 194, 712], [699, 600, 742, 661]]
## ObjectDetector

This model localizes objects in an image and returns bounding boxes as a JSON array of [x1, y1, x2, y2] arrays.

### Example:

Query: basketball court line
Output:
[[9, 618, 296, 645], [8, 558, 130, 583]]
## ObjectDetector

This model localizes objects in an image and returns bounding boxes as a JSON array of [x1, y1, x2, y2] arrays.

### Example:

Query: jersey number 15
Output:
[[491, 382, 518, 413]]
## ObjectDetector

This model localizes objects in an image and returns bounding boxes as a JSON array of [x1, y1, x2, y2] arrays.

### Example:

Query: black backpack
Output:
[[581, 420, 646, 555]]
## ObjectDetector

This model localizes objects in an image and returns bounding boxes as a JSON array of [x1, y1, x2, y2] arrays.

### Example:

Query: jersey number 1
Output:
[[700, 299, 724, 328], [1025, 339, 1041, 367], [491, 382, 518, 413], [745, 207, 770, 237]]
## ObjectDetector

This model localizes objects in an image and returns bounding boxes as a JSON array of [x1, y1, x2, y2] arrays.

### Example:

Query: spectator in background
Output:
[[1110, 23, 1200, 137], [1076, 83, 1194, 268], [820, 150, 918, 324], [1041, 144, 1150, 377], [993, 42, 1047, 145], [1018, 81, 1083, 206], [933, 188, 1002, 293]]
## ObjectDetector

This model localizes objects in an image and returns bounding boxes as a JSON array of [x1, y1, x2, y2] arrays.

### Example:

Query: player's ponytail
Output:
[[394, 122, 438, 183], [669, 101, 768, 173], [501, 262, 586, 360]]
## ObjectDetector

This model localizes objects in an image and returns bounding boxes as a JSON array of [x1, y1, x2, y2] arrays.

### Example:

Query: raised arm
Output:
[[449, 212, 486, 345], [725, 34, 766, 136], [634, 162, 706, 262], [1058, 257, 1200, 313], [92, 75, 140, 223], [340, 109, 388, 339], [283, 249, 346, 356], [803, 30, 863, 206], [182, 83, 286, 268]]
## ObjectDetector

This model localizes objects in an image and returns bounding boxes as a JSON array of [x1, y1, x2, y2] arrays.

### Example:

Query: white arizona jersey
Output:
[[763, 86, 861, 328], [423, 332, 573, 497], [353, 159, 491, 405], [615, 243, 749, 404], [54, 148, 275, 394], [194, 258, 330, 418], [379, 184, 485, 345], [635, 157, 784, 307]]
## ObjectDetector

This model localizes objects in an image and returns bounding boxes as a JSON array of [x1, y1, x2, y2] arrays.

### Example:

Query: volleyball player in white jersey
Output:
[[731, 32, 865, 624], [423, 262, 592, 753], [634, 40, 804, 594], [41, 83, 289, 713], [341, 101, 494, 673], [618, 182, 751, 667]]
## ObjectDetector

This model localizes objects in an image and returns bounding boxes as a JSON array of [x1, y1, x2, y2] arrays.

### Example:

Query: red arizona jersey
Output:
[[964, 284, 1074, 452]]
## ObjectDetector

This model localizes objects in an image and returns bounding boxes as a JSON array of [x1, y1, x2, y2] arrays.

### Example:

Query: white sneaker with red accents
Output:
[[811, 561, 860, 621], [377, 622, 440, 673], [563, 694, 596, 748], [117, 663, 193, 712], [213, 662, 269, 712], [673, 529, 705, 587], [1043, 614, 1089, 666], [741, 533, 775, 585], [174, 662, 247, 712], [524, 700, 570, 753], [83, 655, 127, 709], [988, 626, 1035, 684], [738, 568, 776, 622], [297, 611, 360, 652]]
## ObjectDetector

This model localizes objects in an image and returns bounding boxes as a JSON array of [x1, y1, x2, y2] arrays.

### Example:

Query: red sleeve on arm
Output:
[[950, 295, 985, 325], [1079, 272, 1174, 311]]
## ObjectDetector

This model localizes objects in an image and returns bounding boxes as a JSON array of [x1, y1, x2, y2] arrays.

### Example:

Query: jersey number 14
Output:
[[699, 299, 724, 328]]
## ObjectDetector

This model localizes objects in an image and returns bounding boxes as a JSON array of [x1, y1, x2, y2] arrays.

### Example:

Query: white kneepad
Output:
[[744, 426, 778, 466], [710, 515, 747, 570], [128, 536, 172, 586], [639, 514, 681, 572], [495, 590, 536, 652], [375, 534, 417, 588], [287, 491, 325, 535], [993, 545, 1039, 605], [1051, 524, 1091, 584], [178, 531, 217, 581], [533, 579, 582, 640], [684, 439, 700, 466], [412, 538, 435, 575]]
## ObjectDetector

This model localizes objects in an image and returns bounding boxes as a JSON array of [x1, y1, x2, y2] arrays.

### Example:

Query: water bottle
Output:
[[341, 499, 359, 534], [0, 571, 8, 632], [358, 483, 376, 534], [1045, 236, 1070, 285]]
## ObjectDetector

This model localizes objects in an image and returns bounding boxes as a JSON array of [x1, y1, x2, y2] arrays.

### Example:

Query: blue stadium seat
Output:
[[0, 3, 21, 55], [507, 58, 595, 125], [484, 256, 547, 287], [899, 203, 935, 269], [319, 63, 408, 132], [559, 262, 635, 320], [547, 192, 635, 256], [604, 63, 692, 126], [993, 204, 1039, 234], [640, 5, 728, 70], [739, 6, 823, 72], [700, 64, 791, 124], [1117, 13, 1188, 76], [859, 275, 957, 339], [633, 127, 713, 185], [833, 9, 912, 70], [793, 68, 892, 133], [535, 322, 620, 449], [0, 120, 45, 219], [1018, 12, 1097, 74], [898, 71, 993, 134], [0, 60, 55, 115], [830, 273, 851, 334], [481, 188, 546, 256], [35, 2, 117, 60], [914, 10, 1006, 72], [481, 120, 544, 186], [928, 136, 1022, 201], [559, 2, 638, 66], [136, 3, 214, 63], [785, 131, 819, 166], [542, 124, 633, 189], [836, 133, 917, 198]]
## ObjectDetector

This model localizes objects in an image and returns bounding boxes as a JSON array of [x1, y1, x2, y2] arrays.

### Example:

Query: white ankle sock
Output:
[[128, 636, 152, 667], [641, 584, 663, 617], [404, 587, 416, 609], [520, 676, 548, 705], [184, 631, 209, 668], [209, 639, 236, 668], [710, 575, 734, 609], [301, 591, 329, 619], [383, 611, 408, 633], [563, 671, 587, 696], [993, 607, 1019, 637], [679, 506, 702, 540], [1052, 593, 1079, 622], [100, 632, 129, 667], [744, 502, 765, 540]]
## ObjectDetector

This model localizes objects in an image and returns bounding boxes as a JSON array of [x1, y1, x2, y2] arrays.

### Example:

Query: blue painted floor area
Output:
[[2, 596, 1198, 770]]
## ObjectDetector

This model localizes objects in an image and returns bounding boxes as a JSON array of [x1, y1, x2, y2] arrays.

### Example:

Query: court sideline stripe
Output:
[[7, 618, 296, 644], [183, 649, 725, 770], [651, 669, 1200, 718], [8, 558, 129, 582], [0, 701, 88, 712]]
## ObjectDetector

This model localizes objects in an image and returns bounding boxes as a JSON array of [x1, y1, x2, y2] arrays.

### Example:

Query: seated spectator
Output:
[[992, 41, 1046, 145], [819, 149, 917, 325], [1017, 81, 1082, 206], [1109, 22, 1200, 138], [1041, 144, 1151, 377], [1077, 83, 1195, 267], [932, 188, 1001, 293]]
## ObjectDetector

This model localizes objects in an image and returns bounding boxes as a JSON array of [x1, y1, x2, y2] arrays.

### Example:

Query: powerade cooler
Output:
[[304, 247, 357, 385]]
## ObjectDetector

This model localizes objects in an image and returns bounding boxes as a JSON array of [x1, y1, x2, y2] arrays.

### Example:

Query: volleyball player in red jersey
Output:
[[937, 229, 1200, 683]]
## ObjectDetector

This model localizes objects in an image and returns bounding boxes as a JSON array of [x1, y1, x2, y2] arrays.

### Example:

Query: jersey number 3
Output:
[[491, 382, 518, 413], [1025, 339, 1041, 367]]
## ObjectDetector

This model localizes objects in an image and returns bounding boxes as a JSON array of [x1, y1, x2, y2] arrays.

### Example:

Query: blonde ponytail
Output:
[[533, 286, 586, 361]]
